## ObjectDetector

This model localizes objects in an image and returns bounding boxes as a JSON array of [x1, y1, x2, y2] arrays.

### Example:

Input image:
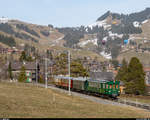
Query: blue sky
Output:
[[1, 0, 150, 27]]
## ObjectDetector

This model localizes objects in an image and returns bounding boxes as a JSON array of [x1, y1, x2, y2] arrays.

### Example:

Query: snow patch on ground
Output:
[[100, 51, 112, 60], [108, 31, 123, 39], [103, 36, 108, 41], [133, 21, 140, 27], [87, 20, 111, 30], [142, 19, 148, 24], [50, 36, 64, 46], [78, 38, 98, 47]]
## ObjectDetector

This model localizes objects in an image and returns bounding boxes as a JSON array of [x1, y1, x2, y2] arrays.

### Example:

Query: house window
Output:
[[147, 76, 150, 85], [146, 72, 150, 85]]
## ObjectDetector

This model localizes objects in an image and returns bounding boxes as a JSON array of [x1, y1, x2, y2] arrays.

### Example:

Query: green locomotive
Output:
[[54, 76, 120, 98], [84, 79, 120, 98]]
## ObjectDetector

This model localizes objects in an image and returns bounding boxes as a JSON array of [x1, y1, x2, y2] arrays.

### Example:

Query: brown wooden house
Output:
[[11, 61, 39, 82]]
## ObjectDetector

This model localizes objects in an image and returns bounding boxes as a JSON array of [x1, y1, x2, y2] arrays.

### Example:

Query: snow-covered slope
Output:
[[78, 38, 98, 47], [100, 51, 112, 60], [87, 20, 111, 30], [142, 19, 149, 24]]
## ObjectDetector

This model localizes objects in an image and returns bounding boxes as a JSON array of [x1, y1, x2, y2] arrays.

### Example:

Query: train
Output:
[[53, 76, 120, 99]]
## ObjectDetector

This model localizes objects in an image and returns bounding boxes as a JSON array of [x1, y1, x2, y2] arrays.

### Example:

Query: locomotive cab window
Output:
[[113, 84, 115, 89]]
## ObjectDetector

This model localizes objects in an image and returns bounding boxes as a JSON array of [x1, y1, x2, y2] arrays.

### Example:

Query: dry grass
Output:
[[0, 82, 150, 118], [49, 45, 106, 62]]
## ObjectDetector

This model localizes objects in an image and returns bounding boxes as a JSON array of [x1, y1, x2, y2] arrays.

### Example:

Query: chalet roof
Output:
[[143, 64, 150, 68], [87, 78, 109, 83], [11, 62, 36, 70], [89, 72, 114, 81]]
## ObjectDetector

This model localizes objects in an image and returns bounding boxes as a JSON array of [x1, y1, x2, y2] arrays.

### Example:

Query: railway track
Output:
[[114, 99, 150, 111], [33, 83, 150, 112]]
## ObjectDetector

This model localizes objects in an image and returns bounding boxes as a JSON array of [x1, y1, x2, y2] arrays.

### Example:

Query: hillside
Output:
[[1, 8, 150, 62], [57, 8, 150, 60], [117, 18, 150, 63], [0, 19, 107, 61], [1, 20, 65, 51], [0, 82, 150, 118], [117, 50, 150, 64], [48, 45, 106, 61], [131, 19, 150, 44]]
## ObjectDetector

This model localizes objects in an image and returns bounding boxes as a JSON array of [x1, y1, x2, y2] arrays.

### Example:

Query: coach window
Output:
[[110, 85, 112, 89], [106, 84, 108, 89]]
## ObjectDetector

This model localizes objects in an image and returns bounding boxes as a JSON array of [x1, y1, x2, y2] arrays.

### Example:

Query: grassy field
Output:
[[49, 45, 106, 62], [0, 82, 150, 118]]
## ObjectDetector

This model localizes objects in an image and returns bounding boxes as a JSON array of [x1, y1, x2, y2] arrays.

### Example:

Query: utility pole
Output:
[[68, 50, 71, 95], [36, 59, 38, 84], [45, 58, 47, 88]]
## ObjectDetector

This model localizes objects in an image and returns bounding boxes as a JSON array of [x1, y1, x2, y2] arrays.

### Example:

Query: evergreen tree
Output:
[[46, 50, 53, 60], [8, 62, 13, 80], [53, 53, 89, 77], [26, 56, 33, 62], [115, 58, 128, 82], [111, 59, 119, 70], [18, 66, 27, 82], [54, 53, 68, 75], [71, 60, 89, 77], [125, 57, 146, 95], [19, 51, 27, 62], [116, 57, 146, 95]]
